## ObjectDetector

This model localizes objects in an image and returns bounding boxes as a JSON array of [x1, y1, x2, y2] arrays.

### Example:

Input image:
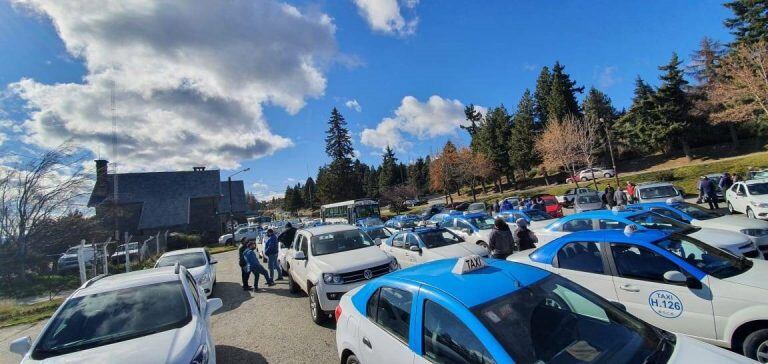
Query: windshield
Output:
[[473, 275, 668, 363], [466, 216, 494, 230], [364, 227, 392, 240], [311, 229, 375, 256], [675, 202, 722, 220], [577, 195, 601, 204], [747, 182, 768, 195], [355, 204, 379, 219], [654, 235, 752, 279], [627, 212, 692, 233], [639, 186, 678, 199], [115, 243, 138, 253], [65, 247, 79, 254], [156, 253, 207, 269], [32, 281, 190, 359], [359, 218, 384, 227], [395, 220, 418, 229], [525, 210, 552, 221], [417, 229, 463, 248]]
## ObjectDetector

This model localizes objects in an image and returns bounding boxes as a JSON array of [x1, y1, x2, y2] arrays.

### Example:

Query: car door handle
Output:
[[362, 337, 372, 349], [619, 284, 640, 292]]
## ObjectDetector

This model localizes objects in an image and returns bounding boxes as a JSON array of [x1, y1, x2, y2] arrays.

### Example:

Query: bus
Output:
[[320, 199, 380, 224]]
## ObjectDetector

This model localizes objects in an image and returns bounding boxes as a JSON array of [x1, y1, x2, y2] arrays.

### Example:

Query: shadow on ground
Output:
[[216, 345, 268, 364], [210, 282, 253, 315]]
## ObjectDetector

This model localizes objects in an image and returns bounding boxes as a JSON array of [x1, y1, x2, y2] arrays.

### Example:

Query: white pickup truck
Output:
[[282, 224, 398, 324]]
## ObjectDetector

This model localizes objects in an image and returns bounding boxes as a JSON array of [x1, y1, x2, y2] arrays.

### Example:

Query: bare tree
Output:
[[381, 185, 418, 213], [570, 116, 603, 190], [535, 116, 583, 187], [710, 40, 768, 125], [455, 148, 494, 202], [0, 144, 90, 276]]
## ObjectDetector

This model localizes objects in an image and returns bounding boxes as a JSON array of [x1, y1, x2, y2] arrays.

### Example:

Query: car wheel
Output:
[[346, 354, 360, 364], [728, 202, 736, 214], [748, 208, 757, 219], [742, 328, 768, 363], [477, 241, 488, 249], [604, 173, 611, 178], [309, 286, 327, 325], [287, 272, 299, 294]]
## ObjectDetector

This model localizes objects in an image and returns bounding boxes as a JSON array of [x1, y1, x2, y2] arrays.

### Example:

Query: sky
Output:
[[0, 0, 734, 202]]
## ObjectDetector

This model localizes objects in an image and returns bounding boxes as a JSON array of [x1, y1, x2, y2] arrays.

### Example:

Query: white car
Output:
[[110, 242, 140, 264], [155, 248, 218, 296], [634, 182, 685, 203], [380, 227, 488, 268], [556, 187, 602, 206], [283, 224, 398, 324], [578, 167, 615, 180], [727, 180, 768, 220], [218, 226, 259, 244], [10, 265, 222, 363], [56, 244, 96, 273], [509, 228, 768, 362], [440, 212, 494, 248]]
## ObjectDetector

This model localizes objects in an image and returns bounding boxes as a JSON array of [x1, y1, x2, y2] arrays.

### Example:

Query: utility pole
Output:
[[227, 168, 250, 244], [601, 118, 620, 187]]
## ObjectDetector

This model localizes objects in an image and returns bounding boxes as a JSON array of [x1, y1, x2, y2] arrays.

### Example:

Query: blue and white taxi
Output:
[[379, 227, 488, 268], [335, 255, 751, 364], [536, 209, 758, 258], [509, 228, 768, 362], [629, 201, 768, 258], [496, 208, 554, 230], [439, 212, 495, 248], [384, 215, 421, 231]]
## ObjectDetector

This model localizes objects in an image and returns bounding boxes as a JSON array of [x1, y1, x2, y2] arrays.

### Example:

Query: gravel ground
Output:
[[0, 249, 339, 364]]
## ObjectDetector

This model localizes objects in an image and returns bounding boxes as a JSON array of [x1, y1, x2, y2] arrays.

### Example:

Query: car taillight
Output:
[[335, 304, 343, 322]]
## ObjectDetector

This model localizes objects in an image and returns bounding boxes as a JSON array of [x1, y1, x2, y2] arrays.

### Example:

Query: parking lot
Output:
[[0, 248, 338, 364]]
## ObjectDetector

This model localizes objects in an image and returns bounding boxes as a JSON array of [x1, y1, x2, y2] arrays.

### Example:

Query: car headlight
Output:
[[322, 273, 343, 284], [190, 344, 209, 364], [749, 201, 768, 208], [741, 229, 768, 237], [197, 273, 211, 286], [389, 258, 399, 272]]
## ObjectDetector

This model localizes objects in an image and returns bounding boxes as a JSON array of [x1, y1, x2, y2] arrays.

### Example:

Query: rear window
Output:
[[156, 253, 207, 269], [32, 281, 190, 359]]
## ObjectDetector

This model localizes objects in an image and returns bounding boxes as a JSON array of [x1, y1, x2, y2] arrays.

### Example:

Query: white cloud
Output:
[[251, 181, 283, 200], [361, 95, 480, 151], [598, 66, 622, 88], [352, 0, 418, 36], [0, 132, 6, 146], [8, 0, 338, 171], [345, 99, 362, 112]]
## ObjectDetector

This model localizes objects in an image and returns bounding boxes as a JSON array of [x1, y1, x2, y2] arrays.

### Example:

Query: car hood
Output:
[[575, 202, 603, 212], [428, 243, 487, 258], [528, 220, 552, 231], [312, 247, 392, 273], [187, 266, 208, 279], [692, 215, 768, 231], [26, 326, 197, 364], [668, 335, 752, 364], [749, 194, 768, 203], [506, 249, 537, 263], [721, 259, 768, 290], [687, 228, 751, 249], [642, 195, 683, 203]]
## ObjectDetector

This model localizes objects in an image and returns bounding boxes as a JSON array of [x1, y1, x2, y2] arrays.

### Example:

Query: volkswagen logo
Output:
[[363, 269, 373, 280]]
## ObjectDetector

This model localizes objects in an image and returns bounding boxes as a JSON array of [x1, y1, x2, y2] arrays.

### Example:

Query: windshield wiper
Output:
[[643, 329, 675, 364]]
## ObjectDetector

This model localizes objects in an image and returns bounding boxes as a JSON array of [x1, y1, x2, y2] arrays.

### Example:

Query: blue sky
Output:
[[0, 0, 733, 201]]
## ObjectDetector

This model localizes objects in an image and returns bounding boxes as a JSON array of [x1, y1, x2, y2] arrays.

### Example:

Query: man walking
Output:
[[699, 176, 720, 210], [719, 173, 734, 196], [264, 229, 283, 281], [239, 240, 253, 291], [614, 187, 628, 206], [243, 241, 274, 291], [604, 185, 616, 208]]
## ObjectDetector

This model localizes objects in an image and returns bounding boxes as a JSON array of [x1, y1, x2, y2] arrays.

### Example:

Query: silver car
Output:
[[573, 193, 604, 213], [578, 167, 616, 181]]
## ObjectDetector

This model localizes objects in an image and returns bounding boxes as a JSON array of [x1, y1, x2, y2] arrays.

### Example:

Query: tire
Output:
[[477, 241, 488, 249], [346, 354, 360, 364], [287, 271, 299, 294], [728, 202, 736, 214], [742, 328, 768, 363], [604, 173, 611, 178], [309, 286, 327, 325], [748, 208, 757, 219]]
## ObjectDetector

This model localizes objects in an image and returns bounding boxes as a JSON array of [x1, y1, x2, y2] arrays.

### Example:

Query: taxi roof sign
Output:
[[452, 255, 487, 275]]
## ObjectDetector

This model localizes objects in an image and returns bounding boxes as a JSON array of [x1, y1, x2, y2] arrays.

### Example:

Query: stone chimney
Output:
[[193, 166, 206, 171], [93, 159, 109, 198]]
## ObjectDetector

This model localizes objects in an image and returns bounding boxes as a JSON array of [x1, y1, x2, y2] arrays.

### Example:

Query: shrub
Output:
[[167, 233, 203, 251], [657, 171, 675, 182]]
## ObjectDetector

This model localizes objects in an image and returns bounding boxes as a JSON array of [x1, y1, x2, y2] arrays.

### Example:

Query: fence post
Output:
[[103, 237, 111, 275], [124, 232, 131, 273], [77, 239, 87, 285], [156, 232, 160, 256]]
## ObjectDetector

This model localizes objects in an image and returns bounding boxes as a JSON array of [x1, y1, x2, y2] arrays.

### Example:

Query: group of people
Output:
[[238, 222, 298, 291], [490, 197, 545, 213], [697, 172, 740, 210], [601, 184, 631, 208], [487, 217, 539, 260]]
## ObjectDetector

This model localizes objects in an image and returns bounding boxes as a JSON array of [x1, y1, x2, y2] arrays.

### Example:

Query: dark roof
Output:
[[88, 170, 222, 230], [219, 180, 247, 214]]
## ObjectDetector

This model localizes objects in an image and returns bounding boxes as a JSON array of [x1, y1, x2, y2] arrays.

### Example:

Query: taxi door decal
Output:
[[648, 290, 683, 318]]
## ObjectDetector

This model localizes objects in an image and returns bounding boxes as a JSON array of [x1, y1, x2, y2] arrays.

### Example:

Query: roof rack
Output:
[[83, 274, 108, 288]]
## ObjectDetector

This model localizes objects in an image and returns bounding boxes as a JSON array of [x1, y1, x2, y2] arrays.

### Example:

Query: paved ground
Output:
[[0, 249, 339, 364]]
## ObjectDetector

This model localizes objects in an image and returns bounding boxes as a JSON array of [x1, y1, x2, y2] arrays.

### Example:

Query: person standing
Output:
[[239, 240, 253, 291], [626, 182, 636, 204], [614, 187, 628, 206], [488, 217, 515, 259], [514, 218, 538, 251], [278, 222, 297, 248], [604, 185, 616, 208], [264, 229, 283, 281], [699, 176, 720, 210], [719, 173, 733, 194], [243, 241, 275, 291]]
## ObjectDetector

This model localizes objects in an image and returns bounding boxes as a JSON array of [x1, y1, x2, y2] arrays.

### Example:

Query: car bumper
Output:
[[752, 206, 768, 219], [316, 281, 367, 311]]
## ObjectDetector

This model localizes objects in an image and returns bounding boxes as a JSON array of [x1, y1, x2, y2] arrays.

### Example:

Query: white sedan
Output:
[[156, 248, 217, 296], [379, 227, 488, 268], [727, 180, 768, 220], [10, 265, 222, 363]]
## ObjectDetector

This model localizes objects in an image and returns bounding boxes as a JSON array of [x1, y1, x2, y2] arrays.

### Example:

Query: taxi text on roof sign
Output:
[[452, 255, 486, 274]]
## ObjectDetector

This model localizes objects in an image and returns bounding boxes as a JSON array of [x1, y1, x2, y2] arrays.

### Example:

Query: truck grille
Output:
[[339, 263, 391, 284]]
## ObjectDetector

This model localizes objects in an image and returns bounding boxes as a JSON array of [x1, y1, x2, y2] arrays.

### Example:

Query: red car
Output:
[[534, 194, 563, 218]]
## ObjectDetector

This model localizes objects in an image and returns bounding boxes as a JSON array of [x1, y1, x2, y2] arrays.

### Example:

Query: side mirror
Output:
[[663, 270, 687, 285], [610, 301, 627, 311], [210, 260, 218, 265], [409, 245, 421, 253], [374, 238, 382, 246], [294, 251, 307, 260], [10, 336, 31, 356], [206, 298, 223, 316]]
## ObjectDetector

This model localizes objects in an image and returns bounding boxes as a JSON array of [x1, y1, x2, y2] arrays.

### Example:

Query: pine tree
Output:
[[461, 104, 483, 150], [616, 77, 662, 154], [533, 66, 552, 126], [478, 105, 512, 190], [325, 108, 354, 161], [508, 90, 538, 180], [724, 0, 768, 45], [302, 177, 316, 208], [317, 107, 358, 203], [582, 87, 617, 123], [655, 53, 695, 159], [688, 38, 736, 146], [365, 167, 379, 198], [547, 61, 584, 122], [378, 146, 398, 191]]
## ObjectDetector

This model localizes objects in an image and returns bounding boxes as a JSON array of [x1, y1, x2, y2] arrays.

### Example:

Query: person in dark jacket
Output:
[[700, 176, 720, 210], [239, 240, 253, 290], [514, 218, 538, 251], [264, 229, 282, 281], [243, 241, 274, 291], [278, 222, 297, 248], [604, 185, 616, 208], [719, 173, 733, 194], [488, 218, 515, 259]]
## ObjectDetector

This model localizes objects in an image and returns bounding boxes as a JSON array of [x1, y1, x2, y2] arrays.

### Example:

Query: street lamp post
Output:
[[228, 168, 250, 245], [600, 118, 620, 187]]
